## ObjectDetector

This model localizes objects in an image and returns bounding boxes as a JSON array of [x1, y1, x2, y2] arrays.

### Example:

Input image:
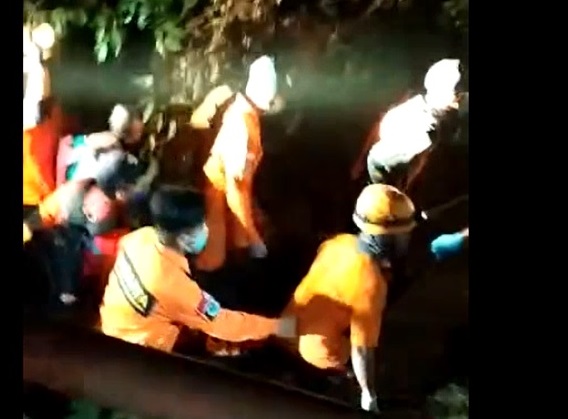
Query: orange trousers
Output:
[[196, 178, 261, 272]]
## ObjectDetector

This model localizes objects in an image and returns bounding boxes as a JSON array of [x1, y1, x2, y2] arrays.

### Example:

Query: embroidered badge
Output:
[[114, 251, 155, 316], [196, 291, 221, 321]]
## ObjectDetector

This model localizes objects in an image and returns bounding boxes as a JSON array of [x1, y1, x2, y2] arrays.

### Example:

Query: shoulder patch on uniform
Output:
[[113, 251, 155, 317], [196, 291, 221, 321]]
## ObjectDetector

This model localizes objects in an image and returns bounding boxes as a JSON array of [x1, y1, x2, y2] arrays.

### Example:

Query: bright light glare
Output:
[[31, 23, 55, 50], [23, 27, 31, 46]]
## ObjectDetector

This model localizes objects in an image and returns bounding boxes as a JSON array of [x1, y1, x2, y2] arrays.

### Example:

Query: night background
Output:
[[23, 0, 469, 418]]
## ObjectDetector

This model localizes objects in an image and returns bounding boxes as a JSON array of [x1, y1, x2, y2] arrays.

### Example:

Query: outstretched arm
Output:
[[23, 182, 79, 243], [168, 271, 292, 342]]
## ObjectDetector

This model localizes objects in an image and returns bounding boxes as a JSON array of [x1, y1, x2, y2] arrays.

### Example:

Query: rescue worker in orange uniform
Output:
[[283, 184, 417, 413], [196, 55, 279, 272], [99, 185, 296, 352], [23, 159, 130, 307], [352, 59, 467, 191], [24, 25, 52, 130], [23, 97, 63, 215]]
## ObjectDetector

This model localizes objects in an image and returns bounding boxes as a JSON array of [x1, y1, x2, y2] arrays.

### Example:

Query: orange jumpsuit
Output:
[[99, 227, 278, 352], [23, 123, 59, 206], [283, 234, 388, 370], [197, 93, 264, 271], [189, 85, 234, 131]]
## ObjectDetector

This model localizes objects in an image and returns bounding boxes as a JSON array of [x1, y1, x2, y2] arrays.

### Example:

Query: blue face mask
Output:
[[357, 233, 411, 268], [192, 228, 208, 254], [177, 224, 209, 255]]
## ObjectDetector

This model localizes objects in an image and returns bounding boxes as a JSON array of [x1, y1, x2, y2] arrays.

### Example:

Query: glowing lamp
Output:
[[31, 23, 55, 50]]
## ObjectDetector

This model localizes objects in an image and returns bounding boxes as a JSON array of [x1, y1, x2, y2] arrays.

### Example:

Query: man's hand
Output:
[[249, 241, 268, 258], [360, 389, 380, 413], [23, 223, 32, 244], [59, 293, 78, 306]]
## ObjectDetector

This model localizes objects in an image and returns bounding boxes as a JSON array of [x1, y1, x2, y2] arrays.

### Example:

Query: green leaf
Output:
[[155, 38, 165, 57], [28, 10, 47, 27], [69, 10, 88, 26], [94, 12, 109, 29], [154, 21, 185, 54], [164, 33, 182, 52], [110, 23, 125, 57], [182, 0, 200, 15], [119, 0, 139, 25], [50, 7, 68, 36], [162, 20, 177, 32], [50, 7, 67, 24], [169, 26, 185, 39], [95, 27, 107, 44], [95, 41, 109, 63], [137, 4, 151, 29], [23, 1, 37, 17]]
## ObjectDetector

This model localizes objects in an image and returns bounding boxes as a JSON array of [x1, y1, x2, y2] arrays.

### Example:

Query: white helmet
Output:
[[245, 55, 278, 111], [24, 26, 41, 73], [423, 59, 461, 94]]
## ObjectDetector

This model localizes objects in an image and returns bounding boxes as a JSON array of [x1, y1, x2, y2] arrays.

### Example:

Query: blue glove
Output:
[[430, 232, 465, 261]]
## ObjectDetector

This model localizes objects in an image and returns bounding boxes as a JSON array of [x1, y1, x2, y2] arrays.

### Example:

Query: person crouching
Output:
[[99, 184, 296, 353], [282, 184, 417, 413]]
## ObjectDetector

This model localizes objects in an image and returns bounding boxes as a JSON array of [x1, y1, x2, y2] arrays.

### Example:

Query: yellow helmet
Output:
[[353, 184, 416, 235]]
